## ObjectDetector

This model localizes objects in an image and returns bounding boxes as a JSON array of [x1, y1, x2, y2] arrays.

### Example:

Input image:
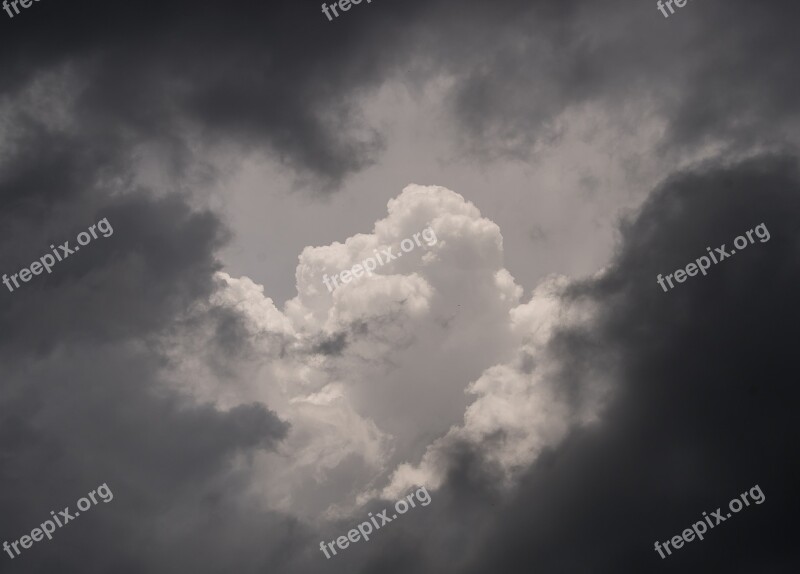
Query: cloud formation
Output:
[[4, 0, 800, 190], [2, 0, 800, 572]]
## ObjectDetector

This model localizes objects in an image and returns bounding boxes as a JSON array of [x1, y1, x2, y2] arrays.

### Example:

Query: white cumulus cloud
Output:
[[170, 184, 604, 520]]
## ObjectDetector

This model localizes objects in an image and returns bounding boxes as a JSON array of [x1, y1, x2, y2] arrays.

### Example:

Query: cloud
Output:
[[2, 155, 798, 571], [193, 184, 606, 532], [2, 0, 800, 570], [422, 154, 800, 574], [374, 273, 605, 501], [6, 0, 800, 191], [261, 154, 800, 574], [0, 0, 391, 188], [203, 185, 527, 516], [420, 0, 800, 162], [0, 103, 295, 572]]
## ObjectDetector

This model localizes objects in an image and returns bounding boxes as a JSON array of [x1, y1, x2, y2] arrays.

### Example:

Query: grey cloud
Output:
[[374, 154, 800, 574], [2, 0, 799, 572], [403, 0, 800, 161], [311, 332, 349, 357], [0, 105, 294, 574], [284, 155, 800, 574], [0, 188, 228, 355], [4, 0, 800, 187]]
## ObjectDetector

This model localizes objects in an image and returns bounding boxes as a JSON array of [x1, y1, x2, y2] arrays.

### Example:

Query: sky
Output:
[[0, 0, 799, 573]]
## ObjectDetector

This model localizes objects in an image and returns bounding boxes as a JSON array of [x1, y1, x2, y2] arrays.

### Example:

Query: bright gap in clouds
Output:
[[214, 78, 674, 310], [171, 183, 609, 521]]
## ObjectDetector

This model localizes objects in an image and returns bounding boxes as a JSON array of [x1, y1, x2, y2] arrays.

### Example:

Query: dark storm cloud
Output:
[[2, 1, 799, 573], [664, 0, 800, 150], [0, 118, 114, 212], [0, 185, 229, 354], [4, 0, 796, 187], [3, 0, 799, 188], [411, 0, 800, 160], [0, 175, 299, 572], [0, 343, 292, 573], [0, 0, 399, 188], [0, 77, 296, 573], [274, 155, 800, 574], [361, 154, 800, 574]]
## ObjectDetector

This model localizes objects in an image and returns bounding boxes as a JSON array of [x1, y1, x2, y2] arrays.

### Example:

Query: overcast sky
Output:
[[1, 0, 799, 572]]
